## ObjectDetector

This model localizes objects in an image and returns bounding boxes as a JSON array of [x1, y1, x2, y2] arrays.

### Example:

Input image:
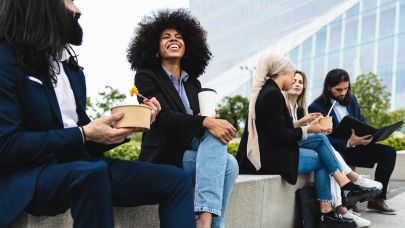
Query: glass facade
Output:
[[190, 0, 405, 109]]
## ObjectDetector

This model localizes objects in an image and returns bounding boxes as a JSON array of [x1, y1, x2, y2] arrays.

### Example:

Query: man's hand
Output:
[[202, 117, 236, 144], [348, 129, 373, 146], [83, 112, 135, 144], [143, 97, 161, 123]]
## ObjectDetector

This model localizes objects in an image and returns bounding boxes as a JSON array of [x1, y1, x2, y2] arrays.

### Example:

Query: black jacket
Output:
[[237, 79, 302, 184], [134, 67, 206, 167]]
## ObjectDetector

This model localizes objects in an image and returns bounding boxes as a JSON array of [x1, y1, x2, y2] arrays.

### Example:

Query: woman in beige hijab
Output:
[[236, 53, 375, 226]]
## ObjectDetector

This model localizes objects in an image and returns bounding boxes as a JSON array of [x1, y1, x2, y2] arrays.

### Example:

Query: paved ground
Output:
[[356, 180, 405, 227]]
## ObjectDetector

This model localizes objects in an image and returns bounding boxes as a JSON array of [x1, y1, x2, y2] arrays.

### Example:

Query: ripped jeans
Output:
[[298, 134, 343, 202]]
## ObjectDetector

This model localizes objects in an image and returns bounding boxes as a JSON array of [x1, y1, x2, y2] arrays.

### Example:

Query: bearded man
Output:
[[308, 68, 397, 215], [0, 1, 196, 227]]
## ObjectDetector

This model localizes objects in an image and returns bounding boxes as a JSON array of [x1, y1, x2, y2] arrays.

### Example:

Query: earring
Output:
[[155, 52, 160, 58]]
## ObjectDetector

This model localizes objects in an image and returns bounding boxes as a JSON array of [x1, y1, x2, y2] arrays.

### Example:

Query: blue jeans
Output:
[[299, 134, 341, 174], [298, 148, 332, 201], [183, 129, 239, 228]]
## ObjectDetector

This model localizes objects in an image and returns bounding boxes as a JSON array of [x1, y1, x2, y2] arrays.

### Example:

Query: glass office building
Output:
[[190, 0, 405, 109]]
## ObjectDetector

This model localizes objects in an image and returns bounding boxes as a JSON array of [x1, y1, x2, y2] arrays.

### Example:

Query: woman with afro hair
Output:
[[128, 8, 239, 228]]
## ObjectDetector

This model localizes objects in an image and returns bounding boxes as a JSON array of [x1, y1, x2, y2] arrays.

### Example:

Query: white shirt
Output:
[[288, 102, 307, 140], [289, 102, 299, 123], [332, 99, 349, 123], [52, 53, 85, 142], [331, 99, 352, 147], [53, 54, 79, 128]]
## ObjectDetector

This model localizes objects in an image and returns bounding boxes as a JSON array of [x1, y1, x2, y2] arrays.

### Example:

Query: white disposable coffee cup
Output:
[[198, 88, 218, 117]]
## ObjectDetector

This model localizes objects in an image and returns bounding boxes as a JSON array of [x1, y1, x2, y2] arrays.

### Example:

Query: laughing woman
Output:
[[127, 9, 238, 228]]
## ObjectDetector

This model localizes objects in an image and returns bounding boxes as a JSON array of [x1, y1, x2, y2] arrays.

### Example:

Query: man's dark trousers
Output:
[[26, 159, 195, 228], [339, 143, 396, 199]]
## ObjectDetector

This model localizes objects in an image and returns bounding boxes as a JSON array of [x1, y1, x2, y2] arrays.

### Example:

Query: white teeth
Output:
[[169, 44, 179, 49]]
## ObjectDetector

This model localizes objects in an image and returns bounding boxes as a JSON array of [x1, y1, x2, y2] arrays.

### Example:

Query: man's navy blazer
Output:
[[0, 43, 112, 227], [308, 95, 366, 153]]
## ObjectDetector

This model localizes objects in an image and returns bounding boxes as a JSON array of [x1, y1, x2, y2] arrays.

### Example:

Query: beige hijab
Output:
[[246, 53, 296, 170]]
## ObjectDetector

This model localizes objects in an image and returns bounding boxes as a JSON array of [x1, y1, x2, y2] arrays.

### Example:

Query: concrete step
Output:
[[12, 150, 403, 228], [11, 174, 314, 228], [354, 150, 405, 180], [224, 174, 313, 228]]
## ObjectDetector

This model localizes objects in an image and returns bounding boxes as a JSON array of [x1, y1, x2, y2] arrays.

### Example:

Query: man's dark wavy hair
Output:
[[127, 8, 212, 79], [0, 0, 81, 84], [315, 68, 352, 106]]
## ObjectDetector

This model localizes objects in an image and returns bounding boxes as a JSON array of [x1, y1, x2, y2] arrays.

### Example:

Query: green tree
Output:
[[218, 95, 249, 132], [352, 73, 391, 128], [86, 85, 127, 119]]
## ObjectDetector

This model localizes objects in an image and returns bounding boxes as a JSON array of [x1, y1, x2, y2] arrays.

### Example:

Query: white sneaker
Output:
[[354, 175, 383, 190], [343, 210, 371, 227]]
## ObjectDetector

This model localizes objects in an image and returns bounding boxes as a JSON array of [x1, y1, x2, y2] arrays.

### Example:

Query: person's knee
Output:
[[316, 133, 329, 143], [202, 129, 227, 148], [383, 146, 397, 164], [70, 161, 109, 191], [74, 160, 109, 176], [171, 166, 194, 188]]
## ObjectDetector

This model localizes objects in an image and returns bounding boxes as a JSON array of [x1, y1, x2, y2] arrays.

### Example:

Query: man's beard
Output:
[[333, 94, 347, 105], [68, 14, 83, 46]]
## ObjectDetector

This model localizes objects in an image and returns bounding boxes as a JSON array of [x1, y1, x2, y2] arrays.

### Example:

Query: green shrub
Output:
[[379, 133, 405, 151], [228, 141, 240, 157], [104, 134, 243, 161], [104, 138, 141, 160]]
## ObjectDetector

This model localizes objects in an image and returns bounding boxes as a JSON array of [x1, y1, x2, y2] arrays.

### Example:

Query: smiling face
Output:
[[288, 72, 304, 96], [158, 28, 185, 63]]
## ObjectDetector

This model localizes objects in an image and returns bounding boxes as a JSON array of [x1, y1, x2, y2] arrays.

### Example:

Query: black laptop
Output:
[[334, 116, 403, 143]]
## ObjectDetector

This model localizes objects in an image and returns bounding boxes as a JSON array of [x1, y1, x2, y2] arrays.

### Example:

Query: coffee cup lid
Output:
[[200, 88, 217, 93]]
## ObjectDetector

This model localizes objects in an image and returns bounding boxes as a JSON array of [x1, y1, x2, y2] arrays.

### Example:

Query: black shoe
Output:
[[341, 183, 382, 208], [319, 211, 356, 228]]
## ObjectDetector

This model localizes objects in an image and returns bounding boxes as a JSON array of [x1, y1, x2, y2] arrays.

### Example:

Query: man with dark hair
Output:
[[0, 0, 195, 227], [308, 68, 397, 214]]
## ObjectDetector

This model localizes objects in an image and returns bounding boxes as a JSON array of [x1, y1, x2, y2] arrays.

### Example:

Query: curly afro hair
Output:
[[127, 8, 212, 79]]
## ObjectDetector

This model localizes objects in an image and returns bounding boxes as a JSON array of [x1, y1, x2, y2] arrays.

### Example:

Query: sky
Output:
[[74, 0, 189, 100]]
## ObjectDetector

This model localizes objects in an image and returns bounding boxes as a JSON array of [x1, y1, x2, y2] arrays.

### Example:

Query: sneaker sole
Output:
[[319, 222, 357, 228], [366, 208, 396, 215]]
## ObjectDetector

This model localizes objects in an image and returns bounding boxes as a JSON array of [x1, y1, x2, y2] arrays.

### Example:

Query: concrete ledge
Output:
[[11, 206, 160, 228], [225, 174, 313, 228], [11, 151, 403, 228], [11, 174, 313, 228], [355, 150, 405, 181]]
